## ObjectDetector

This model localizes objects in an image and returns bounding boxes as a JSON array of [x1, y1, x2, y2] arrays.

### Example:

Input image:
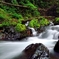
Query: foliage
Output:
[[53, 17, 59, 25], [0, 8, 11, 21], [11, 13, 23, 19], [0, 0, 52, 31], [0, 24, 3, 27], [25, 1, 37, 10], [39, 18, 50, 26], [10, 19, 17, 26], [32, 10, 40, 16], [2, 21, 10, 27], [38, 0, 49, 8], [11, 0, 18, 5], [55, 17, 59, 22], [29, 19, 40, 28], [56, 7, 59, 13], [15, 23, 26, 32]]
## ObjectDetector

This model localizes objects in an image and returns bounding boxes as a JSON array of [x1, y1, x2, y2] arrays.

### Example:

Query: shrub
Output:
[[0, 8, 11, 21], [53, 17, 59, 25], [29, 19, 40, 28], [39, 18, 50, 26], [10, 21, 17, 26], [25, 2, 37, 10], [2, 21, 10, 27], [15, 23, 26, 32], [11, 13, 23, 19], [55, 17, 59, 22], [32, 10, 40, 16]]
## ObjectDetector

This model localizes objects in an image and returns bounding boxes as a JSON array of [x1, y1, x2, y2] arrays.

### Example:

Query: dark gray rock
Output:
[[17, 43, 50, 59], [54, 40, 59, 52]]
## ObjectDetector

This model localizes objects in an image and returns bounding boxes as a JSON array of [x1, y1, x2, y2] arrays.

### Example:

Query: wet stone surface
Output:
[[32, 45, 49, 59], [54, 40, 59, 53], [17, 43, 50, 59]]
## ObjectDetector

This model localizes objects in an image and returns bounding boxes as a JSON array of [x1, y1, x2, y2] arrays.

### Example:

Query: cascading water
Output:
[[28, 27, 37, 36], [0, 22, 59, 59]]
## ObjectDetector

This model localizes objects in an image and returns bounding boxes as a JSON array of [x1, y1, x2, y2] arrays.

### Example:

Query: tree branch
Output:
[[0, 1, 28, 8]]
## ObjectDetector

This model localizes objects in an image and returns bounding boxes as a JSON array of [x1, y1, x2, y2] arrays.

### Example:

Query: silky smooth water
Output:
[[0, 24, 59, 59]]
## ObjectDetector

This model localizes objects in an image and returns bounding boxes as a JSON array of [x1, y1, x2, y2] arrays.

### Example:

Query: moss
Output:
[[15, 23, 26, 32], [0, 8, 12, 21], [55, 17, 59, 22], [39, 18, 50, 26], [29, 19, 40, 28]]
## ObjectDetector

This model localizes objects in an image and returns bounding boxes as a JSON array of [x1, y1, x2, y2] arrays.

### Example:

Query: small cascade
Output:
[[25, 21, 29, 26], [38, 22, 59, 39], [49, 21, 54, 26], [53, 32, 59, 39], [39, 29, 58, 39], [28, 27, 37, 36]]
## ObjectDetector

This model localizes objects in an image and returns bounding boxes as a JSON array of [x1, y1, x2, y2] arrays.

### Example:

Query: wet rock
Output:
[[54, 40, 59, 52], [0, 33, 5, 40], [18, 43, 50, 59], [26, 29, 32, 36], [37, 26, 45, 35], [1, 27, 32, 41]]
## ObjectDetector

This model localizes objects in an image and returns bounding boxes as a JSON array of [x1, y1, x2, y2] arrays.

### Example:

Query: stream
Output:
[[0, 24, 59, 59]]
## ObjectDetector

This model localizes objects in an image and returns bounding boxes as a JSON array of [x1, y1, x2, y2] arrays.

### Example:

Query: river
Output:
[[0, 24, 59, 59]]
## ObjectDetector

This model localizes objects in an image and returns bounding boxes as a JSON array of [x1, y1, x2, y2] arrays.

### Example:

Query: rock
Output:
[[54, 40, 59, 52], [26, 29, 32, 36], [0, 33, 5, 40], [18, 43, 50, 59], [37, 26, 45, 35]]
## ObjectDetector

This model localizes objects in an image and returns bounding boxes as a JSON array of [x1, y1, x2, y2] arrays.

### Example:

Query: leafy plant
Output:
[[25, 2, 37, 10], [15, 23, 26, 32], [2, 21, 10, 27], [0, 24, 3, 27], [11, 0, 18, 5], [0, 8, 11, 21], [53, 17, 59, 25], [32, 10, 40, 16], [55, 17, 59, 22], [11, 13, 23, 19], [29, 19, 40, 28], [39, 18, 50, 26]]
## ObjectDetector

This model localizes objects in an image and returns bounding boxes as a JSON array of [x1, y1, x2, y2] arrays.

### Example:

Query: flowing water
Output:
[[0, 23, 59, 59]]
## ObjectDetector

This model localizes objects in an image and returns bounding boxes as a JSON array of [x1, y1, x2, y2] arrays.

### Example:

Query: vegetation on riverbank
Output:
[[0, 0, 59, 32]]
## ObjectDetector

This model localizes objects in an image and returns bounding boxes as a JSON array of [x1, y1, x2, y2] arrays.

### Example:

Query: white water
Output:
[[0, 24, 59, 59]]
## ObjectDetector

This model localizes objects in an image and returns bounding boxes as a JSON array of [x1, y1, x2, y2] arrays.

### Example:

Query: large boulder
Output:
[[17, 43, 50, 59], [54, 40, 59, 52]]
